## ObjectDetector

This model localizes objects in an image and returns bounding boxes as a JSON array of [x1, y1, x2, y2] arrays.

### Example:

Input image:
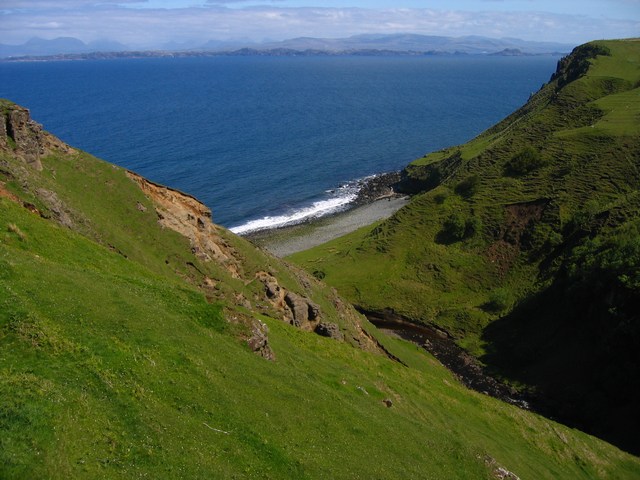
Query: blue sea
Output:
[[0, 55, 559, 232]]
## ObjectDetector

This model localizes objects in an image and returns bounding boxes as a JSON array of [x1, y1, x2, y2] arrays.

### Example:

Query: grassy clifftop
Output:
[[289, 39, 640, 454]]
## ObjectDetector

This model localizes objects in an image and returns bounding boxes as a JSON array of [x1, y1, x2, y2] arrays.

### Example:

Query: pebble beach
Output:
[[244, 195, 409, 257]]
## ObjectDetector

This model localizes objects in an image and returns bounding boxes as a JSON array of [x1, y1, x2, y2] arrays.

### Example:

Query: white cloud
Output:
[[2, 0, 147, 7], [1, 5, 637, 47]]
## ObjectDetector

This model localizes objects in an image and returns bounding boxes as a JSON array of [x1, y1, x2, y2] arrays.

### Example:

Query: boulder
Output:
[[36, 188, 73, 228], [314, 322, 344, 341], [284, 291, 311, 326], [284, 291, 320, 327], [247, 320, 275, 361]]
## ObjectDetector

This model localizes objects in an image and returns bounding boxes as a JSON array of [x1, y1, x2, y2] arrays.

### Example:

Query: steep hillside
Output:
[[289, 39, 640, 454], [2, 100, 639, 478], [0, 99, 378, 352]]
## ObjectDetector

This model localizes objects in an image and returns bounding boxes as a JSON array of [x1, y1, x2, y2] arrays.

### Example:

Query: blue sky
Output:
[[1, 1, 638, 48]]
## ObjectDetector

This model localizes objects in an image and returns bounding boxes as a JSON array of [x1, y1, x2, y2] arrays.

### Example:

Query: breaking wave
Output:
[[228, 178, 369, 235]]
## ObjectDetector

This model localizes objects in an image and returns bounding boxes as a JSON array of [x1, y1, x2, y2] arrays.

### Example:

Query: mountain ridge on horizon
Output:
[[0, 33, 574, 59]]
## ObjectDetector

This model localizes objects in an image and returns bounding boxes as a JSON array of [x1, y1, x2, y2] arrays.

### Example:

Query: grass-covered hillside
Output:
[[289, 39, 640, 455], [1, 94, 639, 478]]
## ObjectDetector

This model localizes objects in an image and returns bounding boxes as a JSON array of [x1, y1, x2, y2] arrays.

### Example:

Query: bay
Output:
[[0, 55, 559, 231]]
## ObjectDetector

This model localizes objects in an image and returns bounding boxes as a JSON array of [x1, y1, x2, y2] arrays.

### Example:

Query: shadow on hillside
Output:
[[481, 280, 640, 456]]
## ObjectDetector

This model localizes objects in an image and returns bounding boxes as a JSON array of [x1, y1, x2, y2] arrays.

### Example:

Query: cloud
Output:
[[1, 5, 637, 47], [2, 0, 147, 7]]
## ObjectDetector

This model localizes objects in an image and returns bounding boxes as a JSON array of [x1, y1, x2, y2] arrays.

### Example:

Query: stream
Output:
[[359, 308, 534, 410]]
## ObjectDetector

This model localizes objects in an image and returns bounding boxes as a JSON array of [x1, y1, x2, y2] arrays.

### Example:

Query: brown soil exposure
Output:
[[0, 182, 20, 203], [127, 170, 243, 278], [486, 199, 549, 275], [503, 200, 547, 241]]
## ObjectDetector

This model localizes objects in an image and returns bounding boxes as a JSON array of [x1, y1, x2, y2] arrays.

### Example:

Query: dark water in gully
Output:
[[0, 55, 558, 232]]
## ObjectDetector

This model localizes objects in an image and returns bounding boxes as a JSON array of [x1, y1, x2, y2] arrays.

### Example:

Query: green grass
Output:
[[2, 200, 639, 479], [591, 87, 640, 135]]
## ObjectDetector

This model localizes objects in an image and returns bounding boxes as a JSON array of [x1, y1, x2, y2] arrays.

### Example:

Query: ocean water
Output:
[[0, 55, 558, 232]]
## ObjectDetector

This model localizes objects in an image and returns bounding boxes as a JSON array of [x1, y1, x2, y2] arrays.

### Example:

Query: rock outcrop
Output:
[[35, 188, 74, 228], [246, 319, 275, 361], [255, 271, 324, 331], [314, 322, 344, 340], [284, 291, 320, 326], [353, 171, 402, 205], [127, 171, 242, 278], [1, 100, 75, 171]]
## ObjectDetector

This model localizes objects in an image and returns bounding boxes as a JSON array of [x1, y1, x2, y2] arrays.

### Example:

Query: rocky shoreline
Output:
[[244, 171, 408, 257], [352, 171, 403, 206]]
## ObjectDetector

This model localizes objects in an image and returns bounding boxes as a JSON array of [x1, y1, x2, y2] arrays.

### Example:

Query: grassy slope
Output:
[[2, 199, 639, 479], [0, 141, 365, 339], [289, 39, 640, 453], [1, 45, 639, 477]]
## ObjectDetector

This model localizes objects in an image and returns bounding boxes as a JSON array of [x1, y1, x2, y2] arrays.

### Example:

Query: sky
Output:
[[1, 0, 639, 48]]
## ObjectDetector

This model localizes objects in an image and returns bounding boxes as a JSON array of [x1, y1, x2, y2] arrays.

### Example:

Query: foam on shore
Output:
[[228, 172, 396, 235], [229, 194, 356, 235], [248, 196, 409, 257]]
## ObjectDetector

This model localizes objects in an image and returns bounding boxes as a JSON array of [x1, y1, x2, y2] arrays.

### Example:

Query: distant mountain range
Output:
[[259, 34, 573, 55], [0, 37, 128, 58], [0, 34, 573, 59]]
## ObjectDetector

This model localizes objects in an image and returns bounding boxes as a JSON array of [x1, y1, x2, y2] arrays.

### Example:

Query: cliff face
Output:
[[0, 100, 74, 171], [126, 171, 243, 278], [0, 101, 78, 227]]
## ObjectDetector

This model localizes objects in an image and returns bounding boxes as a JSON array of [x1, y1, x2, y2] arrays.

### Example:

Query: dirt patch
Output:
[[0, 182, 20, 203], [485, 240, 520, 277], [486, 199, 548, 275], [503, 200, 547, 242]]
